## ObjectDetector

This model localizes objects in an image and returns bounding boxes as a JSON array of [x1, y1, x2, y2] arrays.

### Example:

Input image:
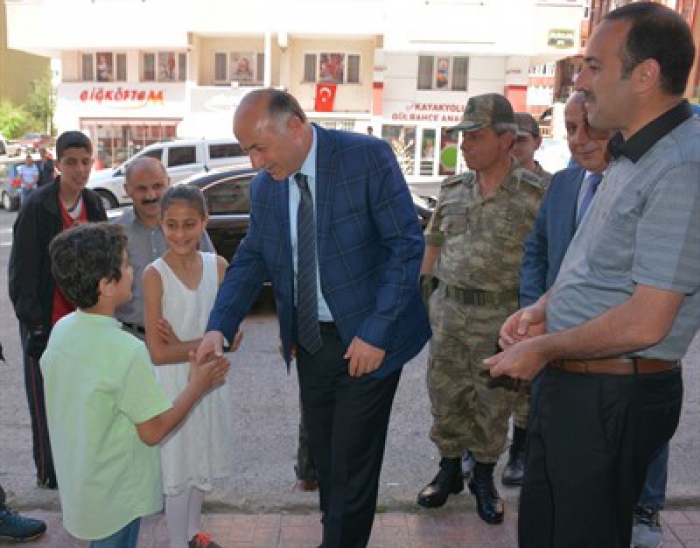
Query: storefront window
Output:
[[82, 121, 180, 171], [382, 125, 416, 176], [420, 129, 436, 176], [439, 128, 459, 176]]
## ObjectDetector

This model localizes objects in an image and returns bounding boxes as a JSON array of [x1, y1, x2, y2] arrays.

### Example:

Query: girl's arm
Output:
[[142, 265, 202, 365]]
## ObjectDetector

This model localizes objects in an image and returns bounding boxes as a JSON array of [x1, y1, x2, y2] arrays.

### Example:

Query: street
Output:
[[1, 206, 699, 515]]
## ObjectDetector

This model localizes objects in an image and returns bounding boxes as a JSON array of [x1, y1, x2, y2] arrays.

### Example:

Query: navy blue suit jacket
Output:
[[207, 125, 431, 377], [519, 166, 586, 307]]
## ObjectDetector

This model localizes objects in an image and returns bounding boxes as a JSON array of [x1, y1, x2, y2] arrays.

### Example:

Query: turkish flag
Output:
[[315, 83, 337, 112]]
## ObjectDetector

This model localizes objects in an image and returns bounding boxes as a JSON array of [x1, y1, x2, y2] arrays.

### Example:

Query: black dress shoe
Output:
[[468, 462, 504, 524], [501, 449, 526, 486], [417, 457, 463, 508]]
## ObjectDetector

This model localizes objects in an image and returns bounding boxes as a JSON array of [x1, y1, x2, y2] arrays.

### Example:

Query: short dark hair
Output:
[[605, 2, 695, 96], [160, 185, 208, 219], [49, 223, 127, 309], [55, 131, 93, 160]]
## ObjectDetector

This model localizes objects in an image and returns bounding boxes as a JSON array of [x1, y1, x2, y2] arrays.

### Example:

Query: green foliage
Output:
[[0, 100, 31, 138], [27, 69, 55, 135]]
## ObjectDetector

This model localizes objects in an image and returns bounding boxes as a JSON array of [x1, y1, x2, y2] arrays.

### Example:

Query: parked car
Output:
[[0, 134, 21, 158], [17, 133, 53, 154], [88, 138, 251, 209], [0, 158, 27, 211], [177, 167, 435, 260]]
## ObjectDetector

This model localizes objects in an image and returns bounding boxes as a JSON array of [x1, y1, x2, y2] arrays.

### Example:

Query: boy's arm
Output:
[[136, 352, 230, 446]]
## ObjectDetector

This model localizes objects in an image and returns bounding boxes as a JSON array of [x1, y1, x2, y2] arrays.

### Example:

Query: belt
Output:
[[550, 358, 679, 376], [439, 282, 518, 306], [122, 322, 145, 335]]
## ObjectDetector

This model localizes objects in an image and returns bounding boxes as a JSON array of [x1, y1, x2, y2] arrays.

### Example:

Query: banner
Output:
[[314, 83, 337, 112]]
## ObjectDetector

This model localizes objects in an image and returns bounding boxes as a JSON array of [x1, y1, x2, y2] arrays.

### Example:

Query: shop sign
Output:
[[78, 87, 166, 108], [547, 29, 575, 49], [389, 102, 465, 124]]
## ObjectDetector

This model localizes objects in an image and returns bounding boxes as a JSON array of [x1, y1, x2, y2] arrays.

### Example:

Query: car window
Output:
[[0, 164, 8, 180], [167, 146, 197, 167], [142, 148, 163, 161], [208, 143, 245, 160], [204, 175, 253, 214]]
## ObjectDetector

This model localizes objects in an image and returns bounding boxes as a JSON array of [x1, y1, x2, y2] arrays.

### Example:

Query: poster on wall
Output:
[[231, 52, 255, 82], [319, 53, 345, 84], [435, 57, 449, 89], [158, 53, 177, 81], [96, 53, 113, 82]]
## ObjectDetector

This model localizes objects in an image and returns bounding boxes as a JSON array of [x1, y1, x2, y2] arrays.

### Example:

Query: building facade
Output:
[[5, 0, 585, 182], [0, 3, 49, 112]]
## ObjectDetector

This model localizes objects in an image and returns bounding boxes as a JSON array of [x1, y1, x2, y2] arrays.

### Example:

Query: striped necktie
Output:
[[577, 172, 603, 226], [295, 173, 322, 354]]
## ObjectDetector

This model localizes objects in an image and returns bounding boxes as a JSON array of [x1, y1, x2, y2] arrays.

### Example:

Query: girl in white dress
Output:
[[142, 185, 234, 548]]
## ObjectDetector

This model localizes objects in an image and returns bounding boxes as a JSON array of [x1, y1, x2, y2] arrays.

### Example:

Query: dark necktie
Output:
[[577, 172, 603, 227], [295, 173, 322, 354]]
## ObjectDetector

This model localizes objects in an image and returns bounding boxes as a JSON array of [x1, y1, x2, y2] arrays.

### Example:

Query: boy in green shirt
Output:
[[41, 223, 230, 548]]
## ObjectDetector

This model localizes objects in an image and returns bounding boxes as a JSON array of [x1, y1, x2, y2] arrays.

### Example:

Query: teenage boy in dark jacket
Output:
[[8, 131, 107, 489]]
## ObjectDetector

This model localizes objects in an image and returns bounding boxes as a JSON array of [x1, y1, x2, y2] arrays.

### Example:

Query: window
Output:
[[167, 146, 197, 167], [81, 52, 127, 82], [212, 52, 264, 85], [314, 119, 355, 132], [205, 176, 253, 215], [141, 51, 187, 82], [417, 56, 469, 91], [303, 53, 361, 84], [209, 143, 245, 160]]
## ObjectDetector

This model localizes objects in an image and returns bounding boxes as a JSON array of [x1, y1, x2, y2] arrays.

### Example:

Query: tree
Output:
[[27, 69, 55, 135], [0, 100, 31, 138]]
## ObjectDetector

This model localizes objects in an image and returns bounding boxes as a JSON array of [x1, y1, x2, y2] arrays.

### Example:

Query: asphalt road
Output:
[[1, 207, 699, 514]]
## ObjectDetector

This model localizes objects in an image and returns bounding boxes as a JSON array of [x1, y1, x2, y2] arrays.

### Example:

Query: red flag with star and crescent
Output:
[[315, 83, 337, 112]]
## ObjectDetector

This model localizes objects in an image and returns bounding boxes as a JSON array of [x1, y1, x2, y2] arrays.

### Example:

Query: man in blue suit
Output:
[[197, 89, 431, 548], [519, 91, 611, 308]]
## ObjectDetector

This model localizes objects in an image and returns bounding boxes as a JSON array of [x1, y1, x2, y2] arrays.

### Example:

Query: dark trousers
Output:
[[295, 395, 318, 481], [519, 366, 682, 548], [19, 324, 56, 488], [297, 323, 401, 548], [0, 483, 6, 511]]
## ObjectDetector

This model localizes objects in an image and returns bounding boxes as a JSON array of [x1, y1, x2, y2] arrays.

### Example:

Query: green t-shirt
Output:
[[41, 310, 171, 540]]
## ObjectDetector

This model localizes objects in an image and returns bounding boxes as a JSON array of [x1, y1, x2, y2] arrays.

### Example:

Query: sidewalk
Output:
[[11, 506, 700, 547]]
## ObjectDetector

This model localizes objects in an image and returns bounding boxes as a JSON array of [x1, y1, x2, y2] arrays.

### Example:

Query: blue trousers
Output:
[[638, 443, 669, 510], [89, 518, 141, 548]]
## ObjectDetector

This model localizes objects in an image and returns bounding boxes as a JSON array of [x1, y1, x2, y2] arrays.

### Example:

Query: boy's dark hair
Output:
[[605, 2, 695, 96], [49, 223, 127, 309], [160, 185, 208, 219], [55, 131, 93, 160]]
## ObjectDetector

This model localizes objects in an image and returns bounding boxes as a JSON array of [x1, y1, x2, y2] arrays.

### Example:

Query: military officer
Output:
[[418, 93, 545, 524]]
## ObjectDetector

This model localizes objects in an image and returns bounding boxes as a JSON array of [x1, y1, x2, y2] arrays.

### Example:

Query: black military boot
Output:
[[501, 426, 527, 486], [468, 461, 504, 524], [417, 457, 464, 508]]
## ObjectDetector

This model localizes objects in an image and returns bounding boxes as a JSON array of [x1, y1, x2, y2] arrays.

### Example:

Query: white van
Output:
[[87, 138, 250, 208]]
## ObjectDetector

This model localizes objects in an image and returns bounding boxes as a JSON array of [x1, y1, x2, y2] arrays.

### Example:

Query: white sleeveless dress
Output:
[[151, 252, 234, 496]]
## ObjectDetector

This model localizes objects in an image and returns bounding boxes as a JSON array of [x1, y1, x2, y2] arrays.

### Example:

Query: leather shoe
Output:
[[417, 457, 463, 508], [295, 479, 319, 492], [468, 462, 504, 524], [501, 449, 526, 486]]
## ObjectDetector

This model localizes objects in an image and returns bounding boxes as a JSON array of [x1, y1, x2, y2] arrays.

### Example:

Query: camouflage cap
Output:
[[515, 112, 541, 139], [448, 93, 516, 134]]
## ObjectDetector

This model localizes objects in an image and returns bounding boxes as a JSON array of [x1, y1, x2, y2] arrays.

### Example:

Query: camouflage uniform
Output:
[[424, 164, 544, 463]]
